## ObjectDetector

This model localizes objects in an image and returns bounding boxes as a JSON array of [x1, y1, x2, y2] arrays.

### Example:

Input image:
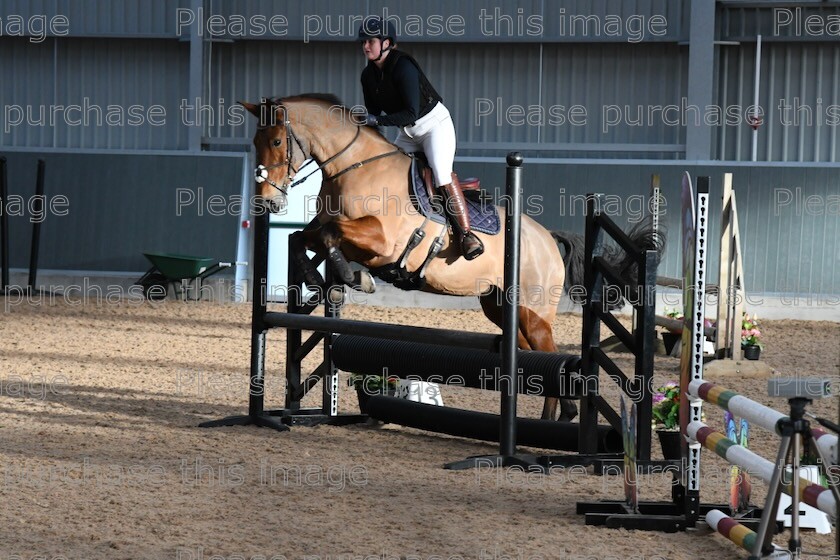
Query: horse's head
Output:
[[242, 94, 377, 213], [240, 99, 304, 213]]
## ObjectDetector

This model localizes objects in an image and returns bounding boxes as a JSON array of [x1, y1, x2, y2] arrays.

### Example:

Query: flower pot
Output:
[[742, 345, 761, 360], [657, 429, 683, 460]]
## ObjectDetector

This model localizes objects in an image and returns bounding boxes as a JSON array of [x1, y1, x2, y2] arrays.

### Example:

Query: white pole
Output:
[[751, 35, 762, 162]]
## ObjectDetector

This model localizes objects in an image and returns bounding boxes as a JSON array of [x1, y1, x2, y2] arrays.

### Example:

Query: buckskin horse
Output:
[[241, 94, 659, 422]]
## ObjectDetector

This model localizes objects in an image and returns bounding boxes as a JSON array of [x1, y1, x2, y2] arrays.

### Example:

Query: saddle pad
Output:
[[409, 158, 500, 235]]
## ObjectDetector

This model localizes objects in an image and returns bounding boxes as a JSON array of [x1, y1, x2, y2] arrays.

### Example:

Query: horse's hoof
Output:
[[558, 401, 579, 423], [352, 270, 376, 294], [327, 285, 345, 306]]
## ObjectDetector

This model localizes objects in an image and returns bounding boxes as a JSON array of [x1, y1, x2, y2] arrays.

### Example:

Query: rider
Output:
[[357, 16, 484, 261]]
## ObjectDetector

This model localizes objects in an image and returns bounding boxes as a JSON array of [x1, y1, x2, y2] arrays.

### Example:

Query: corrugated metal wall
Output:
[[0, 38, 55, 147], [208, 40, 688, 157], [716, 41, 840, 162], [2, 1, 837, 161], [1, 37, 189, 149], [451, 160, 840, 296], [208, 0, 687, 42], [1, 151, 245, 271], [0, 0, 184, 37], [538, 42, 687, 158], [2, 151, 834, 294], [720, 2, 840, 41]]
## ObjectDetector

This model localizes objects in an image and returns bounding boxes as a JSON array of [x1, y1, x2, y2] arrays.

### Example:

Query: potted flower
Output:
[[652, 381, 682, 459], [664, 307, 684, 331], [350, 372, 399, 413], [741, 312, 763, 360]]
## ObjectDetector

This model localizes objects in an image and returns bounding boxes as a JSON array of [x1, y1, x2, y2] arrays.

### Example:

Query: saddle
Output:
[[408, 155, 500, 235], [366, 155, 500, 292]]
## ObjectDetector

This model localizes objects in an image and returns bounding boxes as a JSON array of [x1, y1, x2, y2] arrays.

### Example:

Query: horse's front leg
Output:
[[320, 216, 390, 294], [289, 221, 327, 289], [289, 222, 374, 302]]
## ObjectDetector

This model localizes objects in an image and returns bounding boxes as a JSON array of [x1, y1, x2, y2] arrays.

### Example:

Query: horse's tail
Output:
[[552, 221, 666, 310], [551, 230, 586, 305]]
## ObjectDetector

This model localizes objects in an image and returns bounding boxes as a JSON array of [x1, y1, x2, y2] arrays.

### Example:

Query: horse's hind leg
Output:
[[479, 291, 578, 422], [479, 289, 530, 348], [518, 307, 578, 422]]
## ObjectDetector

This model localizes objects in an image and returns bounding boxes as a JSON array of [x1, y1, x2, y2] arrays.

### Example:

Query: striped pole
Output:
[[705, 510, 788, 558], [688, 380, 837, 461], [687, 422, 837, 518]]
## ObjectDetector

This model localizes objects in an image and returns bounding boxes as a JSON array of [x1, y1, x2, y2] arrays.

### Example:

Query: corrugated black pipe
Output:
[[366, 396, 621, 453], [332, 335, 581, 399]]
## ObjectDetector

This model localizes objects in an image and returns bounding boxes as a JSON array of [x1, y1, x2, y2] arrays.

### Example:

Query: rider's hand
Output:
[[364, 114, 379, 127]]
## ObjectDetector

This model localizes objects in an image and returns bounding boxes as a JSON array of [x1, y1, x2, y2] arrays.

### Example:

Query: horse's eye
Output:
[[273, 139, 282, 147]]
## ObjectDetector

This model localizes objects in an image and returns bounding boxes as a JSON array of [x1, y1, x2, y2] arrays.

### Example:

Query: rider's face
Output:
[[361, 38, 388, 61]]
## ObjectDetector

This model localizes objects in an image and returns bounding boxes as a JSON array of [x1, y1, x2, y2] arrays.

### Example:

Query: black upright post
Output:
[[249, 209, 270, 418], [322, 267, 340, 417], [634, 249, 658, 461], [579, 195, 604, 455], [285, 233, 302, 412], [0, 157, 9, 291], [247, 209, 287, 429], [28, 159, 45, 290], [445, 152, 542, 471], [199, 207, 288, 430], [499, 152, 523, 457]]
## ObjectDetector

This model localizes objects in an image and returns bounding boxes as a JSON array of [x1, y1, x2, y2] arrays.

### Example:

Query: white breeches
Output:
[[393, 102, 456, 187]]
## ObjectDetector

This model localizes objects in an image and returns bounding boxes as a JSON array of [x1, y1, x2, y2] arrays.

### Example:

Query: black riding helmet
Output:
[[357, 16, 397, 44]]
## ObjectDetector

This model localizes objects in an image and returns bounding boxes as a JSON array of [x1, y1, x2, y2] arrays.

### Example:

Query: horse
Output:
[[241, 94, 659, 422]]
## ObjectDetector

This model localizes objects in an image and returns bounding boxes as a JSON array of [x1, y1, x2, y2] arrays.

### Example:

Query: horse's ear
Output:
[[239, 101, 261, 118]]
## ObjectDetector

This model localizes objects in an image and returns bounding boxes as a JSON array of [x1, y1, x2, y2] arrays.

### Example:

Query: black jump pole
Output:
[[500, 152, 523, 457], [1, 156, 9, 291], [27, 159, 45, 290]]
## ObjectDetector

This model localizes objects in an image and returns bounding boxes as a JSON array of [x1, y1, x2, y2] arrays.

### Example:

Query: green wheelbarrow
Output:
[[135, 252, 244, 301]]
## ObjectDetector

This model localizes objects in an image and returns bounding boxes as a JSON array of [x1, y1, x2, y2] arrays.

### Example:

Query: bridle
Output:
[[253, 99, 317, 196], [253, 98, 401, 198]]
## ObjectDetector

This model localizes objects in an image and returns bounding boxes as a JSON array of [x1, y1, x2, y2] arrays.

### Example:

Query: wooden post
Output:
[[717, 173, 745, 360]]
